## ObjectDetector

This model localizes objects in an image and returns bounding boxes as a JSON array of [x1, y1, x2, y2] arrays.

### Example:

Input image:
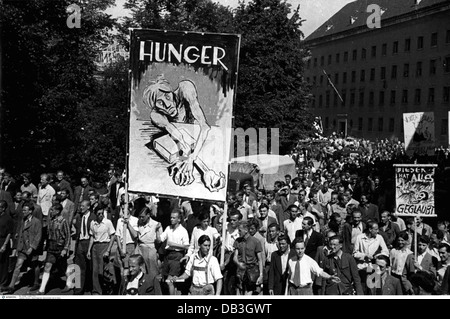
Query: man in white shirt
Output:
[[287, 238, 337, 295], [284, 204, 303, 243], [222, 209, 242, 295], [115, 202, 139, 277], [156, 211, 189, 294]]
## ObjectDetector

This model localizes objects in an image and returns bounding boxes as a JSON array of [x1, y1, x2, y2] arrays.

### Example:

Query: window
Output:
[[403, 63, 409, 77], [313, 76, 317, 85], [393, 41, 398, 54], [361, 48, 366, 60], [370, 68, 375, 81], [320, 56, 324, 66], [343, 72, 347, 84], [431, 32, 438, 47], [325, 117, 329, 129], [382, 43, 387, 56], [320, 75, 324, 85], [390, 90, 396, 105], [415, 89, 421, 104], [306, 77, 310, 83], [341, 90, 347, 106], [328, 54, 332, 65], [371, 46, 376, 58], [333, 92, 338, 107], [444, 86, 450, 102], [359, 91, 365, 107], [418, 36, 424, 49], [442, 119, 449, 135], [336, 53, 340, 63], [391, 65, 397, 79], [307, 60, 311, 69], [344, 51, 348, 62], [352, 49, 357, 61], [379, 91, 385, 106], [358, 118, 363, 131], [314, 58, 318, 67], [319, 95, 323, 107], [416, 61, 422, 77], [350, 91, 355, 106], [334, 73, 339, 85], [428, 88, 435, 103], [402, 89, 408, 103], [444, 56, 450, 73], [360, 69, 365, 82], [311, 97, 316, 108], [430, 59, 436, 75], [447, 30, 450, 44], [369, 91, 374, 106], [378, 118, 384, 132], [351, 70, 356, 83], [389, 118, 395, 132], [326, 91, 330, 107], [368, 118, 373, 131], [381, 67, 386, 80], [404, 38, 411, 52]]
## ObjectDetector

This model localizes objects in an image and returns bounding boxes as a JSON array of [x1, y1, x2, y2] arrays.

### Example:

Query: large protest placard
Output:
[[127, 29, 240, 202], [403, 112, 435, 156], [394, 164, 437, 217]]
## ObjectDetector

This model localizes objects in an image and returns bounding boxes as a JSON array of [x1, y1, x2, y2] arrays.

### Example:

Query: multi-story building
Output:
[[304, 0, 450, 146]]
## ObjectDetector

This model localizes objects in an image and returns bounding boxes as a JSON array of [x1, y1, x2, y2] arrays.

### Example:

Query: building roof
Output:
[[305, 0, 449, 42]]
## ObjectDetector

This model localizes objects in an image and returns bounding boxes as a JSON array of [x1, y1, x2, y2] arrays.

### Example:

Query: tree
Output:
[[232, 0, 313, 154], [0, 0, 116, 178]]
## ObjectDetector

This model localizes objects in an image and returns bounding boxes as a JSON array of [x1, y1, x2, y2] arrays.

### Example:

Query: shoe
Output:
[[60, 286, 73, 293], [29, 284, 40, 292], [1, 287, 14, 294], [28, 290, 44, 295]]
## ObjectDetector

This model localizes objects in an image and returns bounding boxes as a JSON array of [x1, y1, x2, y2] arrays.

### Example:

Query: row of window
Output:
[[312, 86, 450, 108], [322, 117, 449, 135], [307, 57, 450, 86], [307, 30, 450, 68]]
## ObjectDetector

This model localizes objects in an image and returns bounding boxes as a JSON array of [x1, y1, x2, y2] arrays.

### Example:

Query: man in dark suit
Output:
[[295, 216, 324, 259], [60, 188, 75, 229], [379, 211, 400, 249], [414, 235, 438, 277], [0, 172, 18, 198], [323, 235, 364, 295], [342, 209, 365, 254], [278, 186, 298, 213], [56, 170, 74, 201], [268, 234, 291, 295], [108, 172, 124, 211], [242, 183, 257, 207], [257, 204, 278, 240], [314, 230, 337, 295], [73, 177, 94, 213], [120, 254, 162, 295], [368, 254, 403, 295], [359, 193, 379, 223]]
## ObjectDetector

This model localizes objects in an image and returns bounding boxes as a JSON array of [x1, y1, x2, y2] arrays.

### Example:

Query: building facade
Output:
[[304, 0, 450, 146]]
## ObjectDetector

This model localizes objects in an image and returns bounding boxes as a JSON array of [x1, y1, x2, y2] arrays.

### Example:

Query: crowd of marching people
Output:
[[0, 134, 450, 296]]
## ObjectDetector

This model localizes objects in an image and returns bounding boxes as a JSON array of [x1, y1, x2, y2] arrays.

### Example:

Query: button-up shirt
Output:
[[390, 248, 412, 275], [160, 224, 189, 251], [186, 226, 219, 258], [184, 253, 223, 286], [224, 224, 239, 252], [353, 233, 389, 269], [351, 223, 364, 245], [288, 254, 323, 286], [116, 215, 138, 245], [79, 212, 91, 240], [265, 240, 278, 263], [90, 217, 115, 243], [138, 218, 161, 247], [126, 272, 143, 295], [37, 184, 55, 216], [284, 217, 303, 243]]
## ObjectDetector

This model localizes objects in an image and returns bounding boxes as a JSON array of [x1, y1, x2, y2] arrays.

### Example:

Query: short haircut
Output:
[[228, 209, 243, 220], [22, 203, 34, 212], [277, 234, 290, 245], [0, 200, 7, 209], [285, 174, 291, 179], [22, 191, 32, 199], [418, 235, 430, 245], [198, 234, 211, 246], [129, 254, 145, 266], [365, 221, 378, 232], [21, 172, 32, 180], [52, 203, 63, 213], [198, 210, 210, 221], [268, 222, 280, 231], [248, 218, 261, 230], [303, 216, 314, 226], [438, 243, 450, 252], [375, 254, 391, 267], [397, 231, 409, 241], [238, 220, 249, 230], [259, 203, 269, 211], [329, 235, 343, 244], [89, 192, 100, 200], [287, 204, 298, 212], [292, 237, 305, 247]]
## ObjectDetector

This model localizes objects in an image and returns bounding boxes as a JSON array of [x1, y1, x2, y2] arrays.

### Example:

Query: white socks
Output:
[[39, 272, 50, 293]]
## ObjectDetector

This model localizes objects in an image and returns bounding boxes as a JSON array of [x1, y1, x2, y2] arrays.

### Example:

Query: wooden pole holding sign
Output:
[[414, 216, 418, 260], [220, 202, 228, 267]]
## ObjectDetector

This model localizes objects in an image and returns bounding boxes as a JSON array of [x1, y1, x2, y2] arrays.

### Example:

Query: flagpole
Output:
[[322, 69, 343, 102], [220, 202, 228, 266], [414, 216, 418, 260]]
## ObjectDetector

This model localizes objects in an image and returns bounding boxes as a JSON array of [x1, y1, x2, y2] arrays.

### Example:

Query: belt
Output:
[[79, 239, 90, 242], [93, 241, 109, 244], [289, 282, 312, 289]]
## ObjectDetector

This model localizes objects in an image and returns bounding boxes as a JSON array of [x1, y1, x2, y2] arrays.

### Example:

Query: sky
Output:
[[105, 0, 356, 38]]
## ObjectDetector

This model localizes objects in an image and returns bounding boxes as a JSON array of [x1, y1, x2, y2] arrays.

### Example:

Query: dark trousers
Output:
[[0, 246, 11, 287], [74, 239, 91, 294], [91, 242, 108, 295]]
